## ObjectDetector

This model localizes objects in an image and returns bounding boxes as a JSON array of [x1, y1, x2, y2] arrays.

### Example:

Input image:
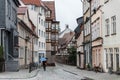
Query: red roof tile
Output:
[[21, 0, 41, 6], [43, 1, 56, 20]]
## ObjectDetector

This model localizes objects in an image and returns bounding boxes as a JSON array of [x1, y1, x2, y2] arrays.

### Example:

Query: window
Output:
[[45, 22, 48, 28], [105, 19, 110, 36], [114, 48, 119, 54], [51, 46, 54, 51], [105, 49, 108, 68], [56, 24, 59, 30], [51, 34, 55, 40], [39, 42, 41, 47], [44, 32, 46, 38], [44, 21, 46, 27], [56, 35, 58, 40], [111, 16, 116, 34], [39, 30, 40, 36], [41, 8, 44, 15], [52, 24, 55, 29], [97, 22, 100, 37], [46, 33, 49, 40], [109, 48, 113, 69], [44, 43, 46, 49], [39, 17, 40, 24], [41, 31, 43, 37], [41, 19, 43, 25], [31, 5, 35, 10], [7, 0, 11, 19], [115, 48, 119, 70], [46, 11, 51, 17], [34, 38, 38, 45], [42, 42, 44, 48]]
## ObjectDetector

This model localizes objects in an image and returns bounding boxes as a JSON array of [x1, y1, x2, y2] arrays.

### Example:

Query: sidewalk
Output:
[[59, 64, 120, 80], [0, 69, 40, 79]]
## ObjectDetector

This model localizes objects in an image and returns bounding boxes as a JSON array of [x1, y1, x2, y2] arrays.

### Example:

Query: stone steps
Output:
[[5, 60, 19, 71]]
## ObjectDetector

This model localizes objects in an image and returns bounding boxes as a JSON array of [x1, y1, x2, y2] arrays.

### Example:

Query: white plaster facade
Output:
[[91, 0, 103, 68], [25, 5, 46, 64], [76, 31, 84, 69], [102, 0, 120, 72], [37, 7, 46, 63]]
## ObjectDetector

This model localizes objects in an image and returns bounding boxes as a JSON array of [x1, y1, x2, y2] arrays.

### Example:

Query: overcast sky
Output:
[[42, 0, 83, 31]]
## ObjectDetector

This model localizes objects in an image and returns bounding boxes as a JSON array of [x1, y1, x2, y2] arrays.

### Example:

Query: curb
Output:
[[0, 70, 40, 79]]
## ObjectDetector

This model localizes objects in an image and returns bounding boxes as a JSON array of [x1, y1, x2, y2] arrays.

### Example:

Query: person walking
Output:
[[42, 61, 47, 71]]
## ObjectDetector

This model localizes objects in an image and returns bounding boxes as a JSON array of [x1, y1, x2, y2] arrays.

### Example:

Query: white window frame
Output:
[[105, 19, 110, 36], [111, 16, 116, 34]]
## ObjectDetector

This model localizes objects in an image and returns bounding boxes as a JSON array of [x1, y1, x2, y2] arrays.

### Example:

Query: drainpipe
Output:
[[80, 0, 86, 69]]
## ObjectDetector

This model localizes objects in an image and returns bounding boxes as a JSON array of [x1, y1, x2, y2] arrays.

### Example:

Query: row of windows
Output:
[[45, 22, 51, 28], [84, 20, 90, 36], [39, 17, 46, 27], [39, 42, 46, 49], [52, 24, 59, 30], [92, 21, 100, 40], [93, 49, 101, 66], [83, 0, 89, 13], [40, 7, 45, 16], [46, 11, 51, 17], [39, 30, 45, 38], [51, 46, 57, 51], [19, 27, 30, 40], [105, 48, 119, 69], [91, 0, 100, 13], [31, 5, 35, 11], [51, 34, 59, 40], [31, 6, 45, 16], [105, 16, 116, 36], [46, 33, 49, 40]]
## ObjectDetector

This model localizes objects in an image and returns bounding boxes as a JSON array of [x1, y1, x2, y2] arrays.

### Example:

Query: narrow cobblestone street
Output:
[[1, 63, 120, 80]]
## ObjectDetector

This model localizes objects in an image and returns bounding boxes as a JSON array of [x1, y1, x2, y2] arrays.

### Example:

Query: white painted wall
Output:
[[26, 5, 46, 63], [102, 0, 120, 72], [38, 7, 46, 58]]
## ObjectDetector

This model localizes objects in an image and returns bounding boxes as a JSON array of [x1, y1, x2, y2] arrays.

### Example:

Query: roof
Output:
[[18, 18, 38, 38], [17, 7, 38, 38], [43, 1, 56, 20], [59, 31, 75, 49], [17, 7, 27, 14], [59, 25, 72, 38], [76, 17, 83, 24], [21, 0, 41, 6], [13, 0, 21, 7], [74, 17, 83, 39], [65, 32, 75, 45]]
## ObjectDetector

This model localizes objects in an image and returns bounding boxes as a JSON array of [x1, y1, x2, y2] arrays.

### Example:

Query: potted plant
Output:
[[86, 63, 91, 71], [0, 46, 5, 72]]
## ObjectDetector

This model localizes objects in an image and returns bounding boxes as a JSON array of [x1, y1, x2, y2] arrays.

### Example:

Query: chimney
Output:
[[70, 31, 72, 35], [66, 24, 69, 29]]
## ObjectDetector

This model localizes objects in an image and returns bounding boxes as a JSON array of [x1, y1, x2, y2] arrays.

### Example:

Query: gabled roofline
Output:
[[13, 0, 21, 7]]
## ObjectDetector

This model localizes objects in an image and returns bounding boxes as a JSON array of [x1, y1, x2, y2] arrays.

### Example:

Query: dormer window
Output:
[[31, 5, 35, 11], [46, 11, 51, 17]]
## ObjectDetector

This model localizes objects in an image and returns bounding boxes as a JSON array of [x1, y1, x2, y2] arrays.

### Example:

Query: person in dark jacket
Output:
[[42, 61, 47, 71]]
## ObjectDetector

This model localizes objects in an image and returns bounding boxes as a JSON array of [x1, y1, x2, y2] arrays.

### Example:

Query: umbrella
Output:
[[40, 57, 47, 61]]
